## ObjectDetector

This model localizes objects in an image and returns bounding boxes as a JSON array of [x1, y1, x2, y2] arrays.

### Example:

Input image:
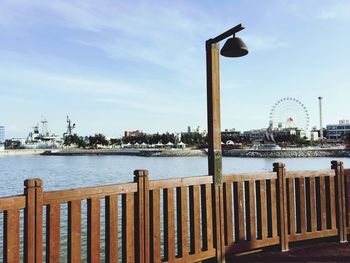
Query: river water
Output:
[[1, 155, 350, 196]]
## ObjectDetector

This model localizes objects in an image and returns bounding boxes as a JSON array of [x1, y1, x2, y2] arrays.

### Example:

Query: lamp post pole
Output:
[[206, 24, 247, 262]]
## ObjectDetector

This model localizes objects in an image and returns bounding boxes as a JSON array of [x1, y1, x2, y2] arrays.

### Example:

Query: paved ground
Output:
[[228, 241, 350, 262]]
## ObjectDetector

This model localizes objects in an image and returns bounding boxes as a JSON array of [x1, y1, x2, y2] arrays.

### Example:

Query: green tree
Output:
[[64, 134, 86, 148], [88, 133, 108, 148]]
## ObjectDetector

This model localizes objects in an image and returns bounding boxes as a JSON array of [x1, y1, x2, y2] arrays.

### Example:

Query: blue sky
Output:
[[1, 0, 350, 138]]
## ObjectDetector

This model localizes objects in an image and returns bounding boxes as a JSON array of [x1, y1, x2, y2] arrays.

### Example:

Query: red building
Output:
[[124, 130, 142, 137]]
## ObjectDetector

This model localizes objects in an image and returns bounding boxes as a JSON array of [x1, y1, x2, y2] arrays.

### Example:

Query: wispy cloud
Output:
[[0, 65, 144, 96], [0, 1, 220, 89], [243, 35, 288, 51], [318, 2, 350, 21]]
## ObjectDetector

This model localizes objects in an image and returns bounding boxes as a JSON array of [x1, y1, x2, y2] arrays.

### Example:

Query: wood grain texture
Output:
[[122, 193, 134, 262], [87, 197, 100, 263], [46, 204, 61, 263], [150, 189, 161, 262], [3, 209, 20, 263], [105, 195, 118, 263], [164, 187, 175, 261], [68, 200, 81, 263]]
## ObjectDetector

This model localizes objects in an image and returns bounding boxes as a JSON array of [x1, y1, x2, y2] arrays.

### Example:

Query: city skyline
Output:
[[1, 1, 350, 138]]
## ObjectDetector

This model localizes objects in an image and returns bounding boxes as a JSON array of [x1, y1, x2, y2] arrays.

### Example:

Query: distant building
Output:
[[221, 128, 241, 137], [0, 126, 4, 143], [243, 129, 267, 142], [124, 130, 142, 137], [327, 120, 350, 141]]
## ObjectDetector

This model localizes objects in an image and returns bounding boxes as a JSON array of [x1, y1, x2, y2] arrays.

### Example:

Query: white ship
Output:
[[22, 119, 63, 149], [252, 143, 281, 151]]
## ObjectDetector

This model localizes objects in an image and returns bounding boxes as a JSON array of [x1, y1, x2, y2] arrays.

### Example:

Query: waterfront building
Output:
[[222, 128, 241, 137], [326, 120, 350, 141], [124, 129, 142, 137], [0, 126, 4, 150], [0, 126, 4, 143], [221, 128, 242, 143], [243, 128, 267, 142]]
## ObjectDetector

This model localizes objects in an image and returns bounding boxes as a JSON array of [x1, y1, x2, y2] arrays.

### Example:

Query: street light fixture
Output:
[[206, 23, 248, 185], [206, 23, 248, 262]]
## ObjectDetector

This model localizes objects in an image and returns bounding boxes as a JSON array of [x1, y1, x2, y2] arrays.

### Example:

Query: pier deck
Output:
[[232, 240, 350, 262]]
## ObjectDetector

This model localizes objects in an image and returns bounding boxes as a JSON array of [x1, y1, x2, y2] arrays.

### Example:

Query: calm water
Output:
[[1, 155, 350, 196]]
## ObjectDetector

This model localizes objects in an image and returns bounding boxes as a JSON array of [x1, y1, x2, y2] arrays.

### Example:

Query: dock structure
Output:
[[1, 161, 350, 262]]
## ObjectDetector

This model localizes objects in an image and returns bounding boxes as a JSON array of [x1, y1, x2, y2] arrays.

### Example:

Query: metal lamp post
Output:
[[206, 23, 248, 262]]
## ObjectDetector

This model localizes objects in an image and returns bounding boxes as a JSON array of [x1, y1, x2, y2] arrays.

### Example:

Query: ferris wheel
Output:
[[269, 97, 310, 130]]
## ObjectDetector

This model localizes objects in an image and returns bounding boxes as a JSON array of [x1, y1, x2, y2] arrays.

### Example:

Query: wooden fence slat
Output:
[[3, 209, 20, 263], [309, 177, 317, 232], [177, 187, 188, 259], [87, 197, 100, 263], [288, 178, 296, 235], [24, 179, 36, 263], [319, 176, 327, 231], [237, 181, 245, 241], [201, 184, 214, 250], [189, 185, 201, 255], [224, 182, 233, 246], [105, 195, 118, 263], [68, 200, 81, 263], [205, 184, 214, 250], [299, 178, 306, 233], [274, 163, 288, 252], [270, 179, 278, 238], [260, 180, 268, 240], [34, 179, 43, 263], [164, 188, 175, 261], [332, 161, 347, 242], [151, 189, 161, 262], [346, 172, 350, 228], [329, 176, 337, 230], [46, 204, 61, 263], [249, 181, 256, 241], [122, 193, 134, 262], [134, 170, 150, 263]]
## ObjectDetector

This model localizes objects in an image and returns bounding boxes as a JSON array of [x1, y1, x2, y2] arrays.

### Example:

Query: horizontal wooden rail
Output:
[[43, 182, 137, 204], [285, 170, 334, 178], [0, 195, 25, 211], [149, 175, 212, 190], [223, 172, 276, 182]]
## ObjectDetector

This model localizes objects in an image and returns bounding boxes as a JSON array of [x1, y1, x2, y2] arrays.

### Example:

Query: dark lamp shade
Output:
[[220, 37, 248, 57]]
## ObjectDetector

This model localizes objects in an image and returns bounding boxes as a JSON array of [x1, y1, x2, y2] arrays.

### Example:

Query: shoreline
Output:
[[223, 148, 350, 158], [0, 149, 59, 156], [1, 148, 350, 158], [41, 148, 207, 157]]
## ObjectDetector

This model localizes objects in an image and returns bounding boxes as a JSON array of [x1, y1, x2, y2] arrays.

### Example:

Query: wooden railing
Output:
[[0, 161, 349, 262]]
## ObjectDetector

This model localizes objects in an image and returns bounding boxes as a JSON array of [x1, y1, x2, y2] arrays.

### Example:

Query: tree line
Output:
[[63, 131, 208, 148]]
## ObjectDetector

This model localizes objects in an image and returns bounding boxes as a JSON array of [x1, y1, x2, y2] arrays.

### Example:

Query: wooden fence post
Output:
[[134, 169, 150, 263], [24, 178, 43, 263], [273, 163, 289, 252], [332, 161, 347, 243]]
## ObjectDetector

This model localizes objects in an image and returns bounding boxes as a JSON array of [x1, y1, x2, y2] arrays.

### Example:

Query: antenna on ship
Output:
[[41, 118, 48, 136], [65, 115, 76, 136]]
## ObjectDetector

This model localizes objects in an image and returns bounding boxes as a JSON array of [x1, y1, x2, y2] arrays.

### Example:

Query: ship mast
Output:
[[65, 116, 76, 136]]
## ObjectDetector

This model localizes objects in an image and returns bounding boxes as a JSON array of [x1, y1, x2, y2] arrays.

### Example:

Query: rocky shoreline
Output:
[[2, 148, 349, 158], [40, 148, 207, 157], [223, 149, 350, 158]]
